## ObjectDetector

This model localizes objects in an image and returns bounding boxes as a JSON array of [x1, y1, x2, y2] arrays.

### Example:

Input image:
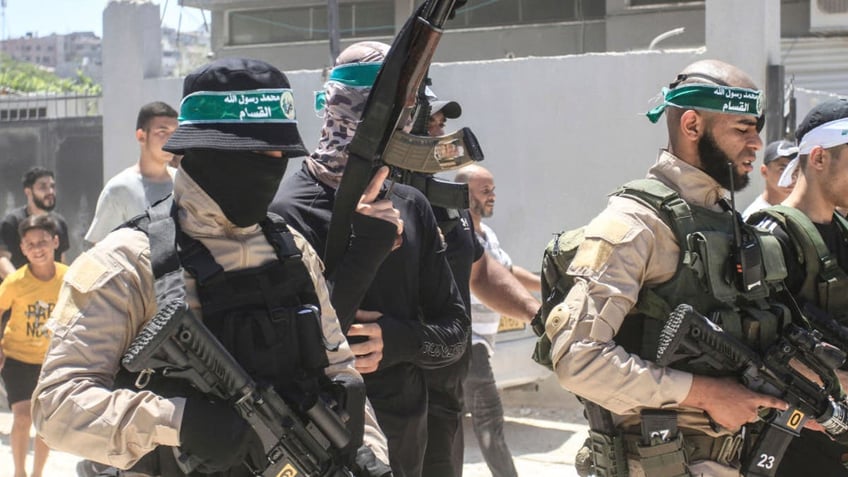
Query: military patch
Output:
[[64, 252, 121, 293], [569, 238, 615, 274], [569, 218, 634, 274], [584, 216, 633, 244], [51, 286, 82, 329]]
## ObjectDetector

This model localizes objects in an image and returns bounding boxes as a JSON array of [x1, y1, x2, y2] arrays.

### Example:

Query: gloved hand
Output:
[[179, 396, 261, 473], [353, 445, 393, 477]]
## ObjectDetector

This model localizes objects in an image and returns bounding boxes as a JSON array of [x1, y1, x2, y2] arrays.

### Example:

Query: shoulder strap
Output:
[[131, 195, 181, 280], [261, 213, 302, 261], [612, 179, 696, 250], [128, 195, 191, 308], [766, 205, 844, 284], [833, 211, 848, 241], [610, 179, 696, 321]]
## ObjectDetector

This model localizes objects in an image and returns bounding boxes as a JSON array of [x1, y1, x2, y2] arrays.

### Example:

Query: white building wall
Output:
[[102, 0, 165, 181], [103, 1, 790, 270], [425, 50, 708, 267]]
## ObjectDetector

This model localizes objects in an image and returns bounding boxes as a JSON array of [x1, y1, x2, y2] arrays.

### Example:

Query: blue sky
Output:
[[2, 0, 206, 39]]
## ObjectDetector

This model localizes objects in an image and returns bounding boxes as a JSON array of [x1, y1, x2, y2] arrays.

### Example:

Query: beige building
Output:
[[1, 33, 63, 67], [0, 31, 102, 81]]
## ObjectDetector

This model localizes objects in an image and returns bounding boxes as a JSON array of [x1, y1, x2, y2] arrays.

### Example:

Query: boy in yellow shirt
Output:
[[0, 214, 67, 477]]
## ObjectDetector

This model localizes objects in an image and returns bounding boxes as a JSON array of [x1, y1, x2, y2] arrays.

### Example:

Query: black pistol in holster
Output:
[[656, 304, 848, 477], [122, 300, 365, 477]]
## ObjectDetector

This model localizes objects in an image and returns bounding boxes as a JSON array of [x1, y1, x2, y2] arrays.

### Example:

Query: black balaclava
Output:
[[182, 149, 288, 227]]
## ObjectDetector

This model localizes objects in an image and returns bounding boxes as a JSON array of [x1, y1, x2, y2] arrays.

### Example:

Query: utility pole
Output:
[[1, 0, 7, 43], [327, 0, 340, 64]]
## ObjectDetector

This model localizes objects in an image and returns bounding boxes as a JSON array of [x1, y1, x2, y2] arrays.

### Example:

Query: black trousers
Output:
[[422, 410, 464, 477], [422, 347, 470, 477], [775, 428, 848, 476]]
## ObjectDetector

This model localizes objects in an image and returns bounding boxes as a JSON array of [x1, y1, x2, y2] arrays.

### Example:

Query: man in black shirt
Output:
[[270, 41, 468, 477], [420, 97, 541, 477], [0, 167, 69, 280], [750, 99, 848, 476]]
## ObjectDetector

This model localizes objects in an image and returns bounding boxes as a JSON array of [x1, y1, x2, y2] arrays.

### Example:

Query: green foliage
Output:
[[0, 54, 101, 95]]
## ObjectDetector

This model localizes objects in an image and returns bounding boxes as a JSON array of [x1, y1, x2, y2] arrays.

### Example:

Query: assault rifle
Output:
[[122, 300, 357, 477], [387, 81, 484, 232], [802, 301, 848, 354], [324, 0, 462, 274], [656, 304, 848, 477]]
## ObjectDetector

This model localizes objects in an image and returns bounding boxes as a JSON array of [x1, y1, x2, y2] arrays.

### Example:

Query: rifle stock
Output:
[[122, 300, 354, 477], [325, 0, 457, 274], [656, 304, 848, 476]]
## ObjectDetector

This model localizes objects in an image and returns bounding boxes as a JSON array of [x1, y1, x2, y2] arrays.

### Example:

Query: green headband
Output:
[[314, 62, 382, 112], [329, 62, 382, 87], [646, 84, 764, 123], [179, 89, 297, 124]]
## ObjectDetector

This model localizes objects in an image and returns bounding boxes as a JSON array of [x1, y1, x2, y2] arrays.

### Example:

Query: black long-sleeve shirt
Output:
[[270, 163, 469, 412], [425, 207, 483, 416]]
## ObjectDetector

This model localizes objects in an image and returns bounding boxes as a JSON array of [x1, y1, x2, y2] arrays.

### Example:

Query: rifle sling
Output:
[[325, 155, 375, 275]]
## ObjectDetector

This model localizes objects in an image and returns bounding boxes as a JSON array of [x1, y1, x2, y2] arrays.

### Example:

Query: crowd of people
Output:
[[1, 37, 848, 477]]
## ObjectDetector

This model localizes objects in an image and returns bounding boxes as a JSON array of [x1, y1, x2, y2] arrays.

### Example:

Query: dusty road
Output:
[[463, 406, 586, 477]]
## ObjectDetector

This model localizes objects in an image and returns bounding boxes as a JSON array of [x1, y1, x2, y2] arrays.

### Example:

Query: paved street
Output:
[[0, 376, 587, 477]]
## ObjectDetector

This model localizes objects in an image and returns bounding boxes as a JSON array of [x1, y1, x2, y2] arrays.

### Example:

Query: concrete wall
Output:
[[0, 118, 103, 263], [101, 1, 170, 181], [189, 0, 819, 63], [104, 48, 716, 270], [103, 0, 793, 271], [606, 6, 706, 51], [206, 22, 608, 71], [425, 50, 710, 267], [435, 22, 607, 62]]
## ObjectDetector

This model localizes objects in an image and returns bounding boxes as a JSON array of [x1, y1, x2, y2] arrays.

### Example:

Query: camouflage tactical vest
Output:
[[533, 179, 790, 371], [751, 205, 848, 317]]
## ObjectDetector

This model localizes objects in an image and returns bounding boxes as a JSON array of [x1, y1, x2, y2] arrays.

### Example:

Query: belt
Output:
[[623, 431, 745, 467]]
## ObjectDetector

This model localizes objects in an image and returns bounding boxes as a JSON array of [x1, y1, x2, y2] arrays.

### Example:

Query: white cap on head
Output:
[[430, 100, 462, 119], [778, 117, 848, 187]]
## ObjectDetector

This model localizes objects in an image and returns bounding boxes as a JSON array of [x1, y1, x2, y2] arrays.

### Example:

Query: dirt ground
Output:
[[461, 375, 587, 477]]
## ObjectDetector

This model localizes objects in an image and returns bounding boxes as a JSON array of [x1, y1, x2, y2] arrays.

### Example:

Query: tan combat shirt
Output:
[[32, 168, 389, 469], [548, 150, 731, 435]]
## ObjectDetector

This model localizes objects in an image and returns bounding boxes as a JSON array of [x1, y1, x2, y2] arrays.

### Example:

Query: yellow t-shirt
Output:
[[0, 263, 68, 364]]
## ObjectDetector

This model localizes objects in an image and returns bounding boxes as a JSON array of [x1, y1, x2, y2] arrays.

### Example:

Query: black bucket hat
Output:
[[163, 57, 309, 157]]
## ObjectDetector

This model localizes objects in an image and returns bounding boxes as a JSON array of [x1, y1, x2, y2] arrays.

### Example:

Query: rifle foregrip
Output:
[[122, 300, 187, 373]]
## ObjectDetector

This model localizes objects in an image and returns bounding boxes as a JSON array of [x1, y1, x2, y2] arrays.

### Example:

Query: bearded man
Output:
[[0, 167, 69, 280], [547, 59, 806, 477]]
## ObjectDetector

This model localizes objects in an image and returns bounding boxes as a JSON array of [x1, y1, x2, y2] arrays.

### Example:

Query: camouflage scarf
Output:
[[307, 41, 388, 189], [306, 80, 371, 189]]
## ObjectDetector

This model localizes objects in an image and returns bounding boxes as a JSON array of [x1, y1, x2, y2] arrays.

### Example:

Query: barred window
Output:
[[229, 1, 395, 46], [629, 0, 704, 6], [451, 0, 605, 28]]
